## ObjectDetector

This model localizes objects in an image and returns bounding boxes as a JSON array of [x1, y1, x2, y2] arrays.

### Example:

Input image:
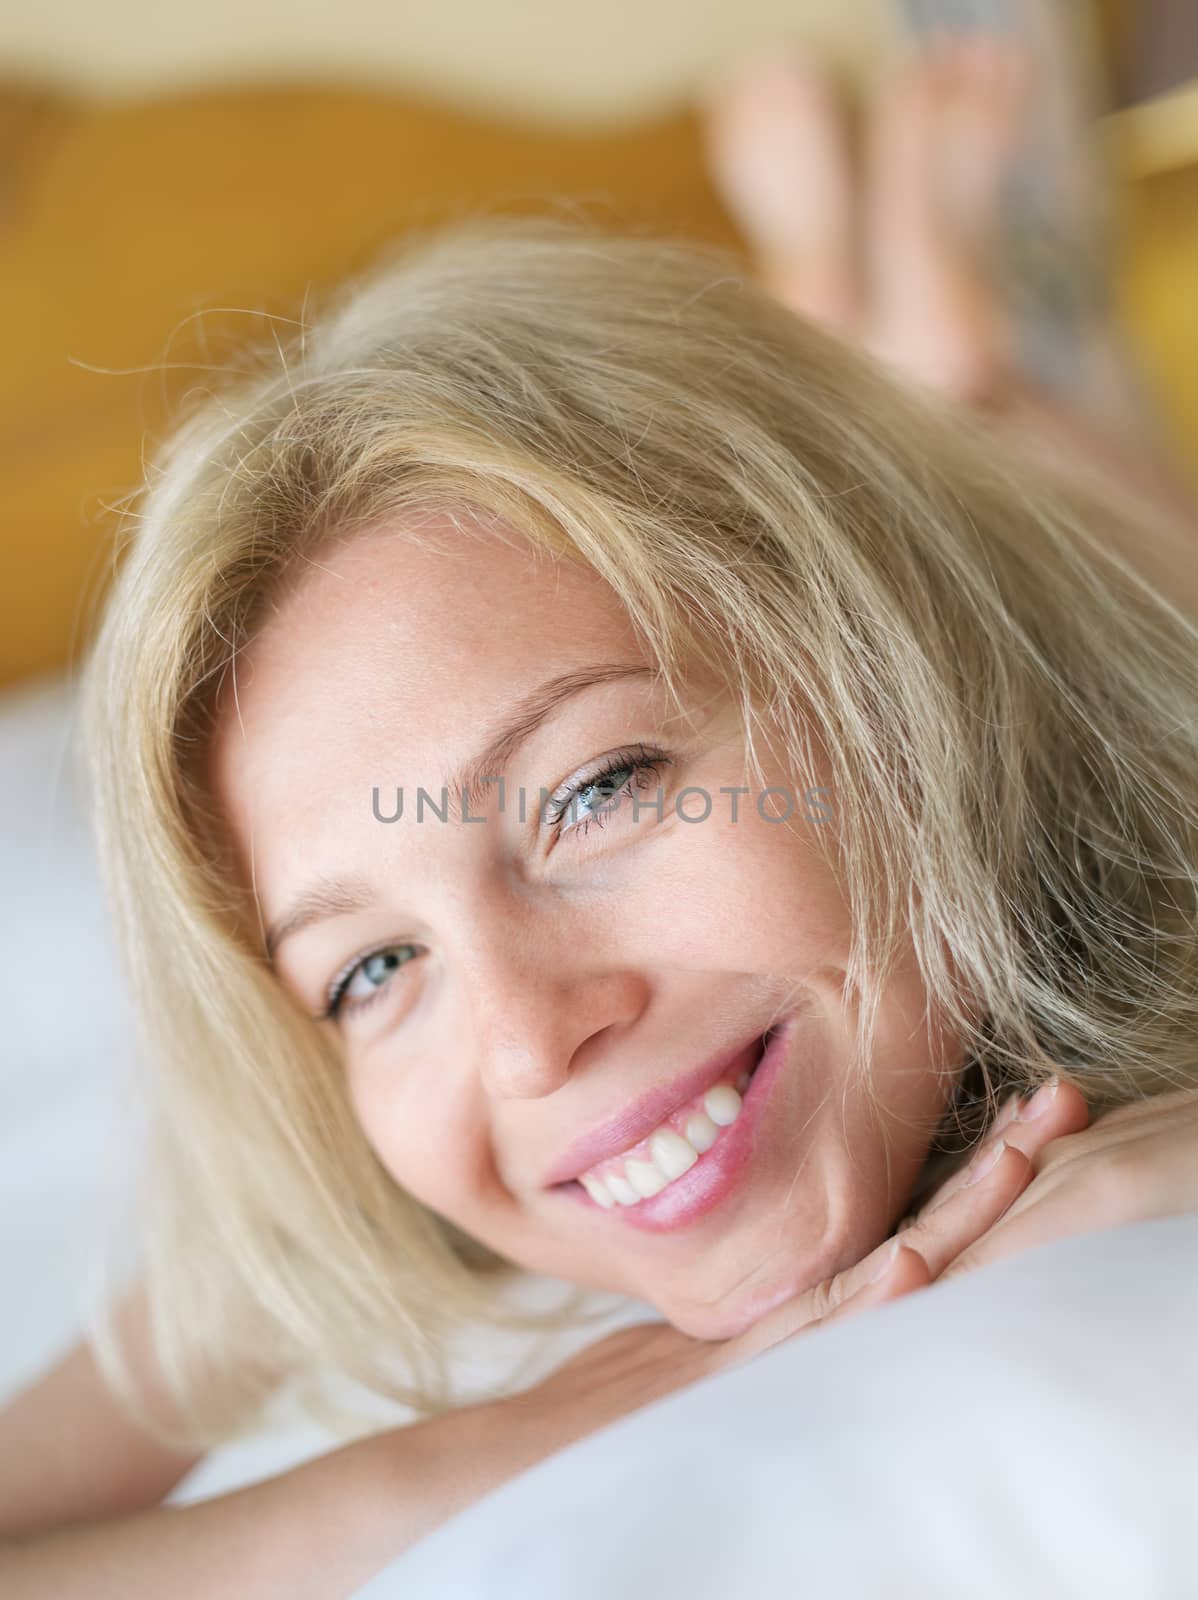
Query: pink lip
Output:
[[554, 1018, 793, 1233], [539, 1028, 770, 1190]]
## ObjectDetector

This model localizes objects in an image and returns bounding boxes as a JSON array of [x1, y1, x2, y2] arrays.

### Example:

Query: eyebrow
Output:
[[263, 661, 655, 959]]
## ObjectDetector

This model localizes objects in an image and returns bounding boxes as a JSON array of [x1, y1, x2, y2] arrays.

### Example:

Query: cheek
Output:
[[643, 805, 854, 970], [344, 1057, 475, 1216]]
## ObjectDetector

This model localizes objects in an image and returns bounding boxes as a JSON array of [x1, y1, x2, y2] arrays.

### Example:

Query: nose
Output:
[[465, 920, 650, 1101]]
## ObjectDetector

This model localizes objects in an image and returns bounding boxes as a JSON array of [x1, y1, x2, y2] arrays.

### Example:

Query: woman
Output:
[[3, 36, 1197, 1596]]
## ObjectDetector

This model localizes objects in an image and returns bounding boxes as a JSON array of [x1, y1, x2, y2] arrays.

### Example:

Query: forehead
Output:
[[205, 509, 670, 889], [272, 508, 633, 669]]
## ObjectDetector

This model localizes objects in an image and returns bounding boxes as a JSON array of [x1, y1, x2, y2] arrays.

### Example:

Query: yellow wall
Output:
[[0, 0, 889, 125]]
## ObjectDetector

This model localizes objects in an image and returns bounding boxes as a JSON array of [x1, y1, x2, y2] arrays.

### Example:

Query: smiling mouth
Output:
[[551, 1028, 773, 1204]]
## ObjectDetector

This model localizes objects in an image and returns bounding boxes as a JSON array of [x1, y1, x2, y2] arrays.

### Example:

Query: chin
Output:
[[655, 1286, 787, 1343], [655, 1244, 847, 1341]]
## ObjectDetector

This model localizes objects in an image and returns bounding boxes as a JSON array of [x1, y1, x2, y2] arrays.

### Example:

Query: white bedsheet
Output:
[[3, 673, 1196, 1598]]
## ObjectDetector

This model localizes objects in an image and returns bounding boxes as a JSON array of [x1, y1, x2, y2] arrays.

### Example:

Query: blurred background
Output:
[[0, 0, 1195, 695], [0, 0, 1195, 1412]]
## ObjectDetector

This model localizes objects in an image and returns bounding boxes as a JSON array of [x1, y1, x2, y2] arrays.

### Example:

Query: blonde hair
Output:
[[79, 213, 1198, 1446]]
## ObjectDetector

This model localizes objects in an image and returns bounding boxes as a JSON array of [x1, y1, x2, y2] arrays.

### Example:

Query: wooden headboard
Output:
[[2, 42, 1193, 690], [1, 81, 744, 691]]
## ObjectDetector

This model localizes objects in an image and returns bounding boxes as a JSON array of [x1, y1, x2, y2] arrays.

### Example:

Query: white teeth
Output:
[[650, 1128, 699, 1181], [703, 1084, 743, 1127], [575, 1082, 748, 1209], [579, 1173, 615, 1209], [624, 1157, 669, 1198], [684, 1111, 719, 1153], [606, 1172, 641, 1206]]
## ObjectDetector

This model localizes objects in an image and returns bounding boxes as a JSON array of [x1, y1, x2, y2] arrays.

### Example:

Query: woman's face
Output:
[[210, 510, 966, 1337]]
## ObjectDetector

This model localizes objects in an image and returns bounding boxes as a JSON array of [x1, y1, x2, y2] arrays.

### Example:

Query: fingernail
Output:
[[963, 1138, 1008, 1187], [869, 1237, 902, 1283], [992, 1091, 1022, 1133], [1016, 1079, 1060, 1122]]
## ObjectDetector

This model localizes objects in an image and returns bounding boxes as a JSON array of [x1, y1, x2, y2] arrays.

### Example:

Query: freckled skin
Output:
[[208, 512, 969, 1339]]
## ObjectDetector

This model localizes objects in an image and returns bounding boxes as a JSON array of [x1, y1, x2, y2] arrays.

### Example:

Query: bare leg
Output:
[[861, 32, 1198, 567], [862, 32, 1029, 405], [699, 36, 1198, 594], [699, 54, 860, 336]]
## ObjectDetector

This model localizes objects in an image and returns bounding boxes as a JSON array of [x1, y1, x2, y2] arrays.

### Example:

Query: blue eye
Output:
[[323, 943, 419, 1021], [319, 745, 672, 1021], [544, 744, 672, 840]]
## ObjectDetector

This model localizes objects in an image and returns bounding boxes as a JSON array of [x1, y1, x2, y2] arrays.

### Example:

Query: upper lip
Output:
[[539, 1027, 770, 1188]]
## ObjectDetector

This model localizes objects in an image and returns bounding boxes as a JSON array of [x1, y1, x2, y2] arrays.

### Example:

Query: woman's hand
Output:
[[487, 1133, 1046, 1467], [439, 1081, 1198, 1560], [378, 1113, 1096, 1558], [902, 1078, 1198, 1283]]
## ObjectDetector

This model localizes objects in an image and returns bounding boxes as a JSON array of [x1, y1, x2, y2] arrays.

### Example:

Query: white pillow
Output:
[[0, 673, 137, 1392], [364, 1214, 1198, 1600]]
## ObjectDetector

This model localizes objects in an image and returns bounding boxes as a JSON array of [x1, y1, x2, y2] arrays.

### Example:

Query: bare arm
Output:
[[0, 1399, 520, 1600], [0, 1287, 520, 1600], [0, 1279, 663, 1597], [0, 1301, 203, 1539]]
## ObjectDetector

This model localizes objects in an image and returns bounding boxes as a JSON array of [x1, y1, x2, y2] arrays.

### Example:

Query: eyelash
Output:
[[322, 944, 418, 1024], [543, 742, 672, 839], [320, 743, 673, 1023]]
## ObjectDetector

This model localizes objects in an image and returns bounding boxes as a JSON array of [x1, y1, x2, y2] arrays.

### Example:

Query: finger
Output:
[[1000, 1078, 1091, 1164], [935, 1118, 1192, 1284], [935, 1199, 1098, 1284], [919, 1077, 1090, 1216], [727, 1140, 1034, 1367], [735, 1243, 932, 1368], [897, 1139, 1035, 1280], [820, 1241, 932, 1325], [1068, 1084, 1198, 1141], [908, 1093, 1024, 1219]]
